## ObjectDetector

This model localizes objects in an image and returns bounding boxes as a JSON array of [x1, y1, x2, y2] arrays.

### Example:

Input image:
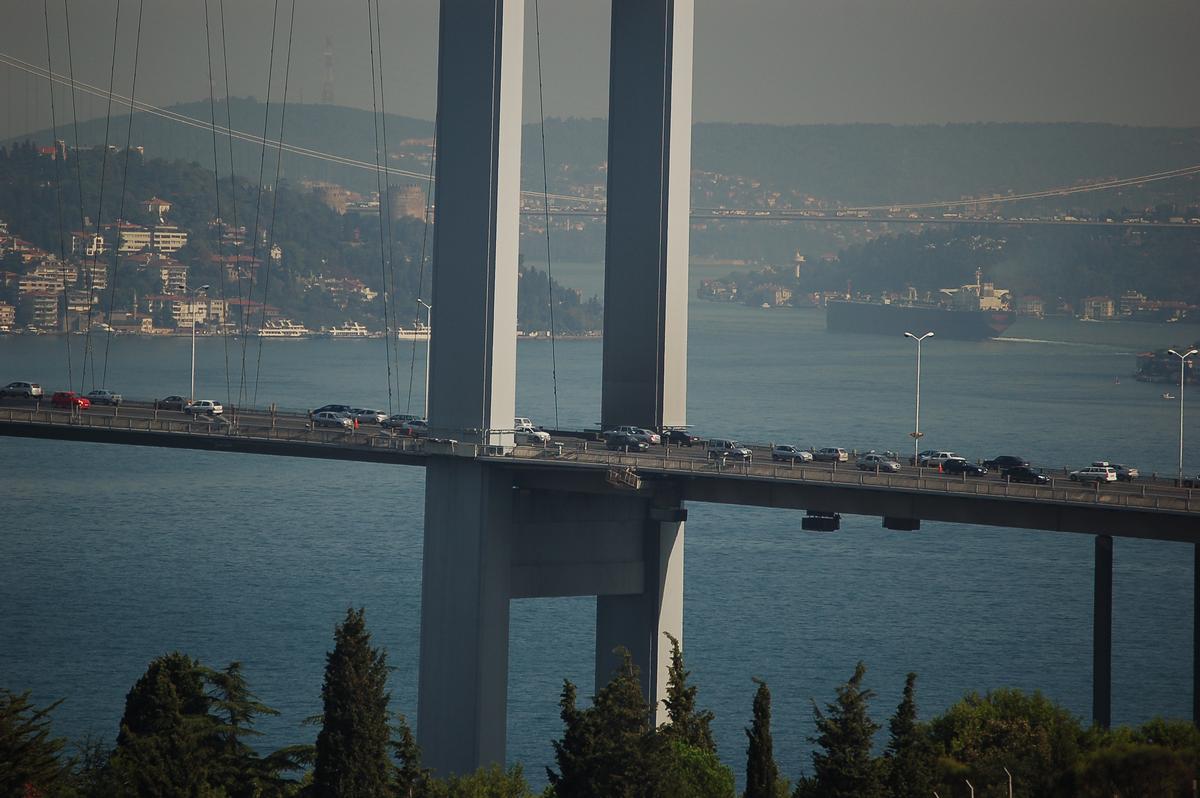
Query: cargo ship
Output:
[[825, 299, 1015, 340], [825, 270, 1015, 340]]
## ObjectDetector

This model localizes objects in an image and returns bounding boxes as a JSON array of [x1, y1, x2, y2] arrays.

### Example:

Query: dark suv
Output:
[[942, 458, 988, 476], [1005, 466, 1049, 485], [983, 455, 1028, 470]]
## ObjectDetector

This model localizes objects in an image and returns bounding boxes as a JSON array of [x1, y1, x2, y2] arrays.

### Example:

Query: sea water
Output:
[[1, 281, 1196, 784]]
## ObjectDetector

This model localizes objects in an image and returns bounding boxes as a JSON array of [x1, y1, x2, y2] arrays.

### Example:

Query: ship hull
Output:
[[826, 300, 1015, 340]]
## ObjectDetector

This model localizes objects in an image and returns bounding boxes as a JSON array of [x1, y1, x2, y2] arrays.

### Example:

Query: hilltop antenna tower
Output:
[[321, 35, 335, 105]]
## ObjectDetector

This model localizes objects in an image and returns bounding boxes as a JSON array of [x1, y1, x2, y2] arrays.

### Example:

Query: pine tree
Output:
[[313, 607, 393, 798], [744, 678, 781, 798], [808, 661, 884, 798], [659, 632, 717, 754], [207, 660, 292, 797], [547, 648, 658, 798], [883, 672, 936, 798], [392, 712, 430, 798], [0, 690, 72, 797]]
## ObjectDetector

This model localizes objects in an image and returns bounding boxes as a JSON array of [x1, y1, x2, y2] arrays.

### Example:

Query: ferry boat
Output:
[[396, 322, 431, 341], [826, 299, 1015, 340], [255, 319, 311, 338], [324, 321, 371, 338]]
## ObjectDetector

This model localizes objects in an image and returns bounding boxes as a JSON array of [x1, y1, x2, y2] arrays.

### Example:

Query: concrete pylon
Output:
[[417, 0, 524, 777], [598, 0, 694, 719]]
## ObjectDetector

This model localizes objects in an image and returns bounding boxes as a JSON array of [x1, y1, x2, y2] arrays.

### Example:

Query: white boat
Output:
[[1163, 392, 1177, 400], [396, 322, 431, 341], [255, 319, 311, 338], [325, 321, 371, 338]]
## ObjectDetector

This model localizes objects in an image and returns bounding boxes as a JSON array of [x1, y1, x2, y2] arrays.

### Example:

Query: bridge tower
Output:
[[417, 0, 694, 776]]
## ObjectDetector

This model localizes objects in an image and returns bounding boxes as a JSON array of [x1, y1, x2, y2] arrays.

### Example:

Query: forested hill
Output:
[[11, 104, 1200, 206]]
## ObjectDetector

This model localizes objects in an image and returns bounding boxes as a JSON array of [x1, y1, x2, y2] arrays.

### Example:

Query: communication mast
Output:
[[321, 35, 335, 105]]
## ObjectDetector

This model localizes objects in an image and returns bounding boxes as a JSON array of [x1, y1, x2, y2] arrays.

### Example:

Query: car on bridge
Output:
[[603, 426, 660, 445], [771, 444, 813, 463], [856, 453, 901, 472], [1004, 466, 1050, 485], [185, 399, 223, 416], [399, 419, 429, 437], [606, 433, 649, 453], [1069, 465, 1117, 484], [910, 448, 939, 466], [514, 418, 551, 445], [51, 391, 90, 409], [156, 395, 189, 411], [85, 389, 122, 406], [0, 381, 43, 399], [382, 413, 421, 430], [812, 447, 848, 462], [312, 404, 353, 416], [663, 428, 701, 446], [983, 454, 1028, 471], [707, 438, 752, 462], [941, 458, 988, 477], [351, 408, 388, 424], [920, 451, 963, 468], [313, 411, 353, 429], [1093, 461, 1139, 481]]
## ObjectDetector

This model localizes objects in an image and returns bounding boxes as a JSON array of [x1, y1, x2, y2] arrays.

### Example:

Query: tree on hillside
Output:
[[744, 678, 783, 798], [392, 712, 430, 798], [312, 607, 393, 798], [805, 661, 884, 798], [0, 689, 73, 797], [659, 632, 716, 754], [882, 672, 936, 798], [547, 648, 659, 798], [208, 661, 303, 797]]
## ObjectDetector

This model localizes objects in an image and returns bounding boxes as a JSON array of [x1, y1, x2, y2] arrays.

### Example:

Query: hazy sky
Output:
[[2, 0, 1198, 139]]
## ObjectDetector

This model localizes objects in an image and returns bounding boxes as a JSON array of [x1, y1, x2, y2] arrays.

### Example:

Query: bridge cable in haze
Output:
[[240, 0, 282, 408], [43, 0, 72, 390], [366, 0, 395, 416], [78, 0, 123, 394], [204, 0, 234, 410], [405, 97, 437, 417], [218, 0, 250, 409], [252, 0, 296, 408], [374, 0, 405, 407], [534, 0, 560, 429], [61, 0, 93, 392], [101, 0, 144, 391]]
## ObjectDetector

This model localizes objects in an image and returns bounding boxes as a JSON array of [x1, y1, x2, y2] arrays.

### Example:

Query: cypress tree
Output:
[[883, 672, 935, 798], [392, 712, 429, 798], [313, 607, 393, 798], [808, 661, 884, 798], [0, 690, 72, 797], [744, 678, 781, 798], [660, 632, 716, 754]]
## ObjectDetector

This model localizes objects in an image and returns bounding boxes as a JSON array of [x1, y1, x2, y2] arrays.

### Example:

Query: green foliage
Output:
[[743, 678, 784, 798], [805, 661, 884, 798], [426, 763, 534, 798], [657, 739, 736, 798], [391, 712, 430, 798], [547, 649, 659, 798], [0, 689, 73, 797], [1064, 741, 1193, 797], [927, 688, 1084, 798], [882, 673, 936, 798], [658, 632, 716, 754], [313, 607, 393, 798]]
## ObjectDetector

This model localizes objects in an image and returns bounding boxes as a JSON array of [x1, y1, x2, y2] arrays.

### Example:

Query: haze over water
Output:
[[2, 281, 1195, 784]]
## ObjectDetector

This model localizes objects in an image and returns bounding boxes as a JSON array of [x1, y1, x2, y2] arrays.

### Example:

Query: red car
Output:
[[51, 391, 91, 409]]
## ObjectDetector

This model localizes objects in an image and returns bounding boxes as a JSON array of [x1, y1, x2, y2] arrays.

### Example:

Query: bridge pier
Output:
[[1094, 534, 1112, 729], [1195, 543, 1199, 727]]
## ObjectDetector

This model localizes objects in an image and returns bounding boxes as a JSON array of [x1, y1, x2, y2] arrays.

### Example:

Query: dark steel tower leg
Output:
[[1094, 534, 1112, 729]]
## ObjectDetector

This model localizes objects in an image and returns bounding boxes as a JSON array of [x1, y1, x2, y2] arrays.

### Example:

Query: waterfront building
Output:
[[1081, 295, 1116, 320], [0, 301, 14, 331], [18, 291, 59, 329]]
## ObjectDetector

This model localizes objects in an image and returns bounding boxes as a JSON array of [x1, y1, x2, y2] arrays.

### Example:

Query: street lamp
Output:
[[418, 299, 432, 418], [1168, 348, 1197, 483], [189, 284, 210, 404], [904, 331, 934, 463]]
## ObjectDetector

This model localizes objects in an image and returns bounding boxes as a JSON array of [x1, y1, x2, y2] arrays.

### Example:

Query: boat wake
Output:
[[994, 336, 1117, 349]]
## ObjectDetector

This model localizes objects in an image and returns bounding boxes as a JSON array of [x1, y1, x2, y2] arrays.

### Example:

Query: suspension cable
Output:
[[204, 0, 233, 410], [77, 0, 122, 392], [101, 0, 144, 390], [218, 0, 249, 408], [534, 0, 560, 429], [62, 0, 90, 387], [240, 0, 281, 409], [44, 0, 72, 389], [373, 0, 403, 405], [252, 0, 295, 408], [367, 0, 394, 415], [406, 122, 436, 416]]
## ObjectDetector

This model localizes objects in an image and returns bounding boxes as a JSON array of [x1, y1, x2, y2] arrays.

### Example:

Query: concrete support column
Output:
[[417, 459, 513, 775], [426, 0, 523, 447], [595, 507, 685, 724], [601, 0, 694, 430], [1194, 543, 1199, 727], [1093, 534, 1113, 729]]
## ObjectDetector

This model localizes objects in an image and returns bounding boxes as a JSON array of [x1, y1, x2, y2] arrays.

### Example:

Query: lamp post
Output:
[[418, 299, 432, 418], [904, 331, 934, 463], [1168, 348, 1197, 484], [189, 284, 210, 404]]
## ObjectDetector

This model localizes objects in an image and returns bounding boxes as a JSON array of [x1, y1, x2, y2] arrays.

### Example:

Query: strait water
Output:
[[2, 270, 1198, 784]]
